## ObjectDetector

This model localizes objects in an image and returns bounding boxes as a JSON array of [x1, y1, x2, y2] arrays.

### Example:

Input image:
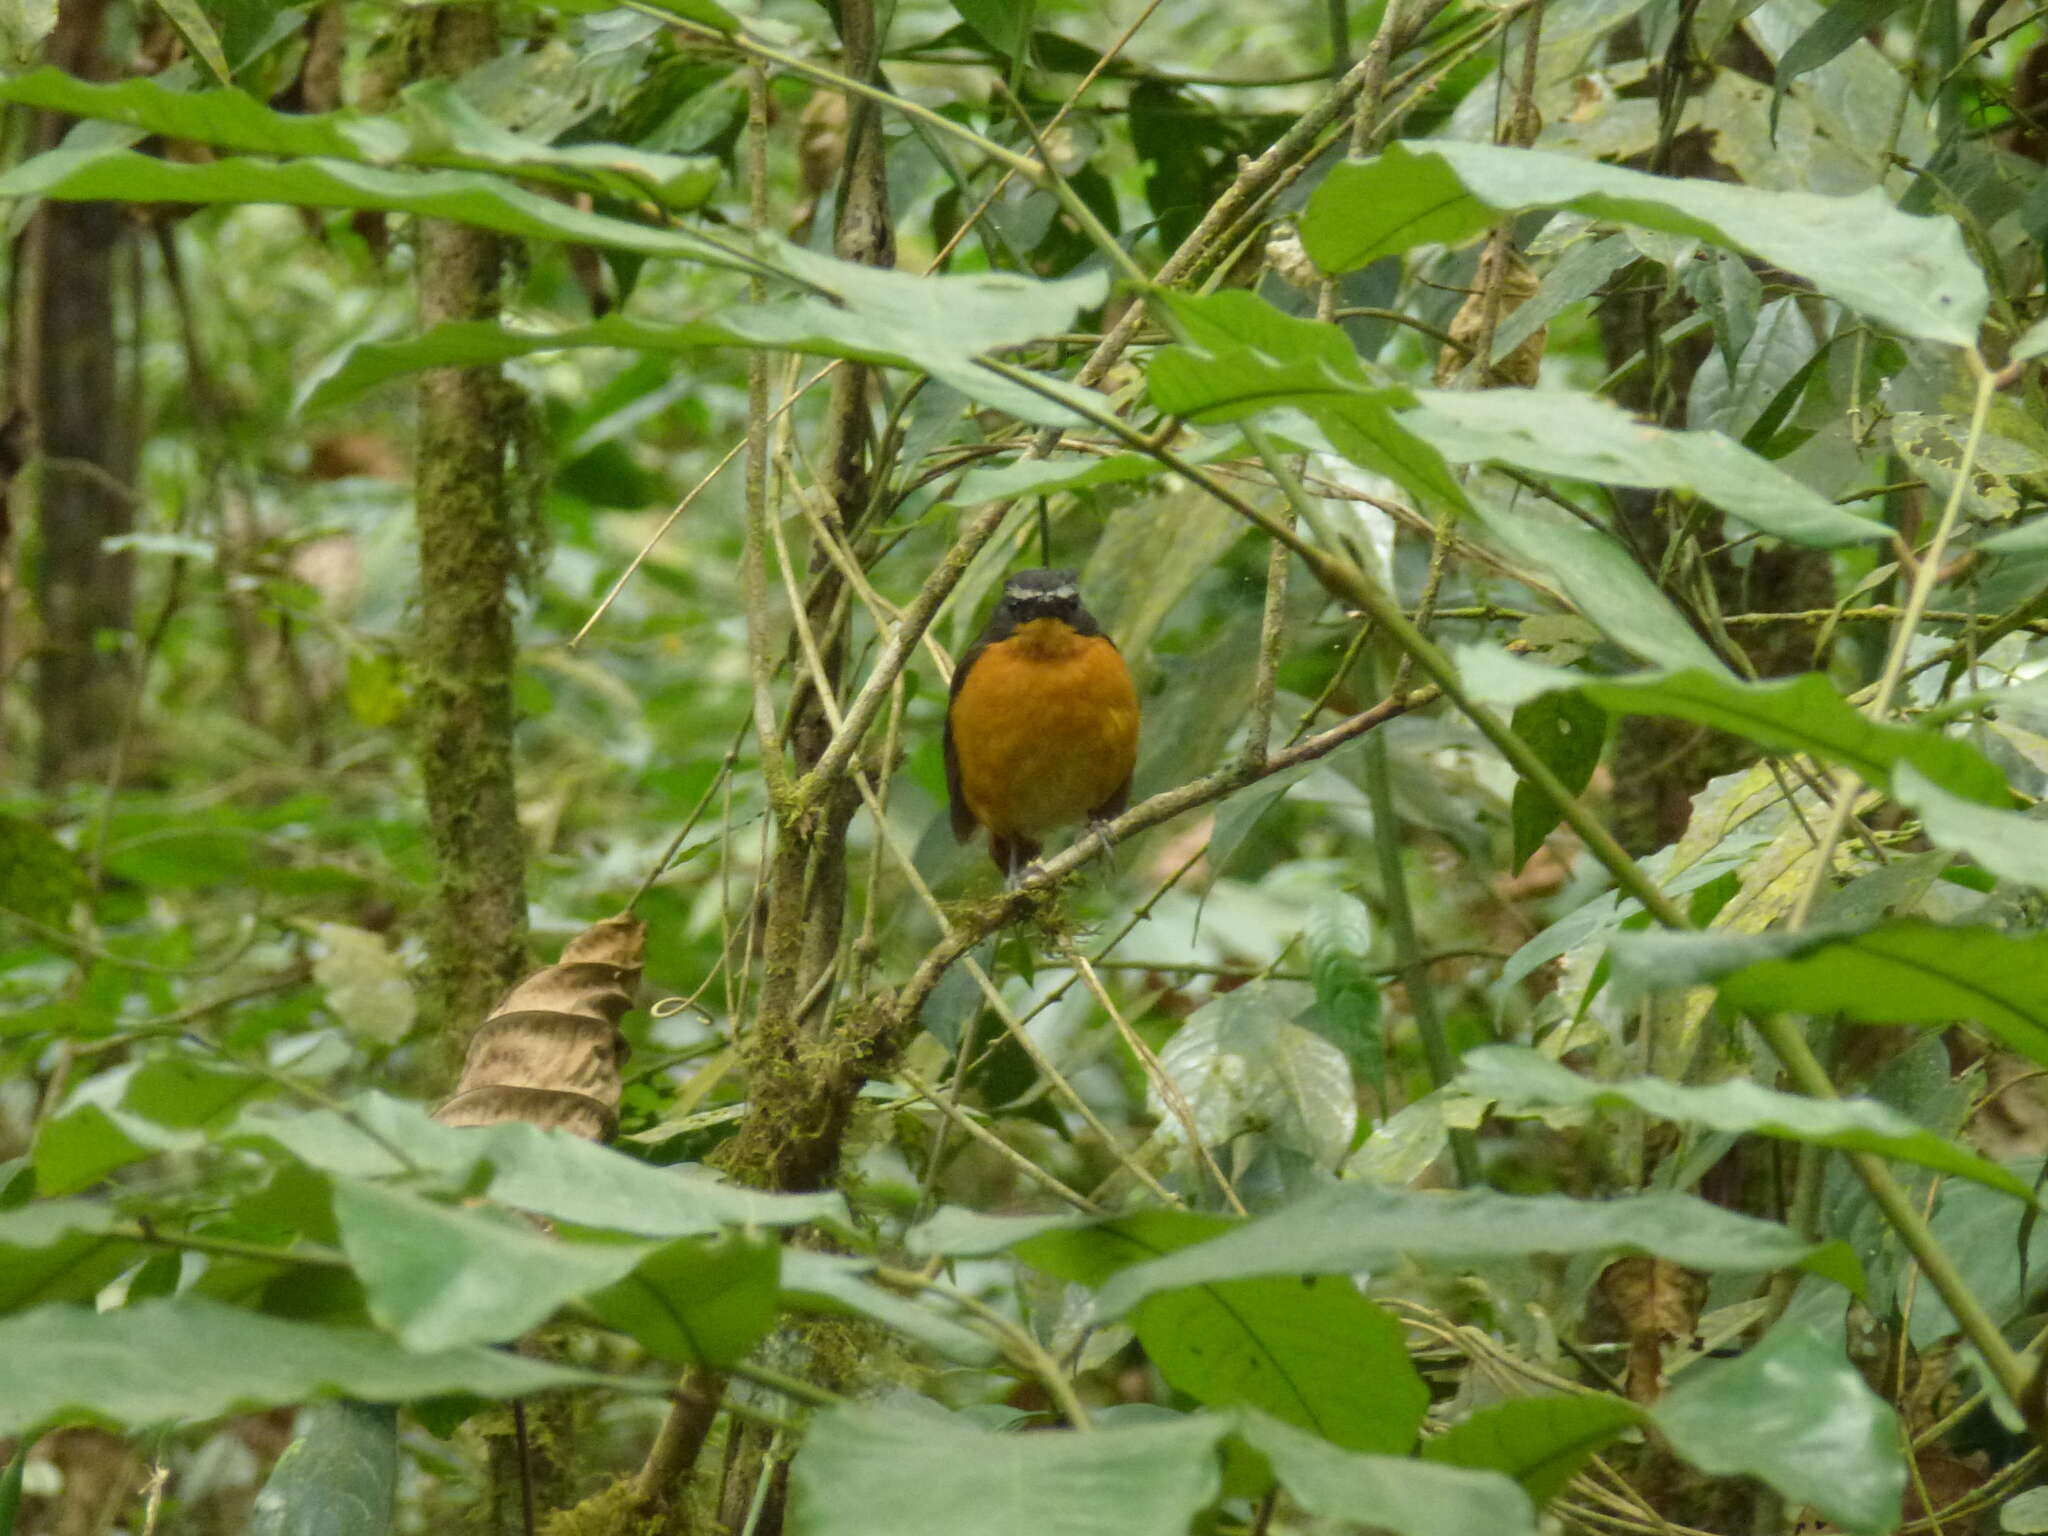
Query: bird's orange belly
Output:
[[951, 630, 1138, 839]]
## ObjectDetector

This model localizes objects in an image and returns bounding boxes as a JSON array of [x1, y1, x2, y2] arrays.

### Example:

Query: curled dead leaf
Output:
[[1436, 243, 1545, 389], [435, 913, 646, 1141], [1599, 1255, 1706, 1405]]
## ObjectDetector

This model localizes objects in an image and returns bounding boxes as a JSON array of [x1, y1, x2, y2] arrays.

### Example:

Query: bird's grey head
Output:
[[999, 567, 1085, 627]]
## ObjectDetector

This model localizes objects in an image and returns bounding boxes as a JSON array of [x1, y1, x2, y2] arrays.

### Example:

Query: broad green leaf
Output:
[[0, 148, 744, 265], [788, 1406, 1225, 1536], [1509, 690, 1607, 871], [1461, 508, 1725, 671], [1708, 922, 2048, 1065], [1892, 763, 2048, 889], [1236, 1410, 1538, 1536], [1421, 1393, 1643, 1506], [1143, 290, 1474, 515], [1772, 0, 1912, 134], [0, 1296, 610, 1434], [1154, 982, 1356, 1170], [33, 1103, 159, 1196], [123, 1055, 269, 1129], [951, 0, 1027, 55], [1018, 1211, 1427, 1453], [1907, 1161, 2048, 1343], [0, 1200, 136, 1309], [904, 1206, 1088, 1258], [248, 1400, 397, 1536], [779, 1251, 995, 1365], [0, 815, 85, 926], [1458, 651, 2010, 806], [1303, 892, 1385, 1095], [332, 1179, 654, 1350], [0, 70, 717, 208], [305, 262, 1106, 425], [1654, 1323, 1903, 1535], [234, 1094, 847, 1235], [1301, 142, 1985, 347], [947, 450, 1175, 506], [1401, 388, 1886, 548], [1093, 1186, 1862, 1321], [1458, 1045, 2030, 1200], [586, 1232, 780, 1366]]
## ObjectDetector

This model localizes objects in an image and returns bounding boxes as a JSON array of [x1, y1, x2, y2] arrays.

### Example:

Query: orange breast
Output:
[[950, 621, 1139, 839]]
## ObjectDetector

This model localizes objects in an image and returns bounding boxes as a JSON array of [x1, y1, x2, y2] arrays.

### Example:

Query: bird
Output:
[[944, 568, 1140, 882]]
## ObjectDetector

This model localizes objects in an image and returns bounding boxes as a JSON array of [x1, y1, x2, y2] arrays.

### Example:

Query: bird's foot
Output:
[[1086, 818, 1120, 872]]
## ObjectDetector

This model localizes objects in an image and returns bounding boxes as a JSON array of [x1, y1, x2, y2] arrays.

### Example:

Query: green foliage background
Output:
[[5, 0, 2048, 1529]]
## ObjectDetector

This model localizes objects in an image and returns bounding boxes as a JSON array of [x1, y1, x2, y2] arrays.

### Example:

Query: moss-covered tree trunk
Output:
[[412, 11, 550, 1528], [23, 0, 135, 787], [413, 6, 530, 1034]]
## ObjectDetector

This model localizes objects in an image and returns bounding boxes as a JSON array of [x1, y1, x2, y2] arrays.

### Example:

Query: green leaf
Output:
[[946, 449, 1177, 506], [1155, 982, 1356, 1170], [1654, 1323, 1903, 1535], [1460, 509, 1725, 671], [305, 260, 1106, 425], [248, 1400, 397, 1536], [234, 1094, 848, 1235], [1301, 141, 1986, 347], [1303, 893, 1386, 1095], [332, 1179, 653, 1351], [149, 0, 231, 86], [1018, 1211, 1427, 1453], [0, 1200, 137, 1309], [787, 1405, 1225, 1536], [0, 1443, 22, 1536], [2012, 315, 2048, 363], [1401, 388, 1886, 548], [951, 0, 1026, 55], [1458, 1045, 2031, 1200], [904, 1206, 1088, 1258], [0, 148, 744, 266], [0, 1296, 611, 1434], [1142, 290, 1474, 516], [123, 1055, 269, 1129], [1236, 1410, 1538, 1536], [0, 815, 85, 926], [33, 1104, 159, 1196], [1421, 1393, 1643, 1506], [1892, 762, 2048, 888], [1707, 922, 2048, 1066], [0, 70, 720, 210], [779, 1251, 995, 1365], [1772, 0, 1913, 134], [586, 1232, 780, 1366], [1509, 690, 1607, 872], [1459, 652, 2010, 806], [1093, 1186, 1862, 1321]]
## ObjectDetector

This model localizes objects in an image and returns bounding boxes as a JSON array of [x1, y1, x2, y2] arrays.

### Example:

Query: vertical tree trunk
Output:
[[413, 7, 530, 1036], [24, 0, 135, 787], [410, 19, 551, 1519]]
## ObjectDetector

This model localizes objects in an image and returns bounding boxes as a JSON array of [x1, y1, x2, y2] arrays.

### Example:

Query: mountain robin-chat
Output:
[[944, 568, 1140, 880]]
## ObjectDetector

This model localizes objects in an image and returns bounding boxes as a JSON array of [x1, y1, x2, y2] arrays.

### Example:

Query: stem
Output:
[[1361, 709, 1482, 1183], [1789, 353, 1996, 927], [1753, 1011, 2030, 1408]]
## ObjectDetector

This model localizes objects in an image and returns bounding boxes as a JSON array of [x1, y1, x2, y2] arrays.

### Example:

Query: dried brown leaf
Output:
[[1436, 243, 1545, 389], [435, 913, 646, 1141], [1599, 1255, 1707, 1405]]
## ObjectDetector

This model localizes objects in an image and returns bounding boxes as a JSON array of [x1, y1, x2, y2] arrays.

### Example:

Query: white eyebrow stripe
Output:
[[1026, 584, 1078, 601]]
